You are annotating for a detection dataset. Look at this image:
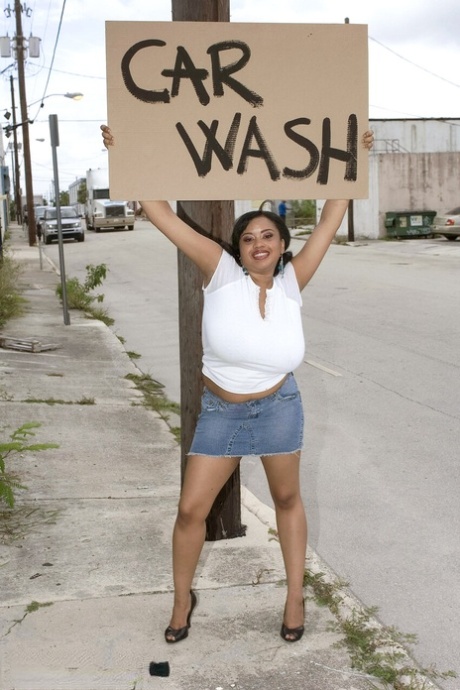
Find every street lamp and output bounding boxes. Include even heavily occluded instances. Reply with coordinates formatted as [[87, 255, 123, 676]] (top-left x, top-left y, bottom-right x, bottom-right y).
[[3, 92, 85, 136], [9, 90, 84, 245], [28, 92, 84, 111]]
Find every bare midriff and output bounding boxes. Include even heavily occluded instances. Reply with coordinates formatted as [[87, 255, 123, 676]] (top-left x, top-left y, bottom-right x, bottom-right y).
[[202, 374, 288, 404]]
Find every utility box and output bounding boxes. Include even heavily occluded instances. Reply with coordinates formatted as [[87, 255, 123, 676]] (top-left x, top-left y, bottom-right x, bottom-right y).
[[28, 36, 41, 58], [0, 37, 11, 57], [385, 211, 436, 238]]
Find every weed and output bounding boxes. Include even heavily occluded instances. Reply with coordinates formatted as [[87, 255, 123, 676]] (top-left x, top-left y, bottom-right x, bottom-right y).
[[5, 600, 55, 636], [56, 263, 113, 324], [1, 506, 59, 545], [127, 351, 141, 360], [26, 601, 53, 614], [0, 422, 59, 509], [302, 567, 456, 689], [76, 397, 95, 405], [23, 397, 68, 405], [125, 373, 180, 441], [21, 397, 95, 405], [0, 248, 26, 327], [169, 426, 181, 444], [303, 568, 347, 615], [87, 305, 114, 326]]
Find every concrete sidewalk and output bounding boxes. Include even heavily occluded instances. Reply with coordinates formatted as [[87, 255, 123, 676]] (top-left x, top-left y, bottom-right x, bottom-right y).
[[0, 224, 424, 690]]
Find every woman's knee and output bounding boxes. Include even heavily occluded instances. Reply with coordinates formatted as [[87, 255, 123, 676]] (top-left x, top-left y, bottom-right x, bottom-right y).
[[271, 488, 302, 511], [176, 498, 208, 527]]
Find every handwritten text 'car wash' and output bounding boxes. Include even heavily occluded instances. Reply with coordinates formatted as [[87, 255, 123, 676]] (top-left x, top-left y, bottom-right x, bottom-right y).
[[121, 39, 358, 184]]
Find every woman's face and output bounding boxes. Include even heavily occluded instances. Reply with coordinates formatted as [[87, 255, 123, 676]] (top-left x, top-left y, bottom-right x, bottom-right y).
[[238, 217, 285, 275]]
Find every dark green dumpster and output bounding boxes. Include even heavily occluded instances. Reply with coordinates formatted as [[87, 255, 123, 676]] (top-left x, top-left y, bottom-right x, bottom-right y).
[[385, 211, 436, 238]]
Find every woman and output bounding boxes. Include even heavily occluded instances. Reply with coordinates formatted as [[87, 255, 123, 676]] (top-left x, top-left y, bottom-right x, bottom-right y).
[[102, 125, 373, 644]]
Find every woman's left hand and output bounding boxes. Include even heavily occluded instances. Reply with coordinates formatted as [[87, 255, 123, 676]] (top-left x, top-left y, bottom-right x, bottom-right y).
[[362, 130, 374, 150]]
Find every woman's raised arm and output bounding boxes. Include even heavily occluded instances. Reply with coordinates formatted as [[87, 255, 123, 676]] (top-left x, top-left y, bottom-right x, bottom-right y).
[[101, 126, 222, 281], [291, 129, 374, 291]]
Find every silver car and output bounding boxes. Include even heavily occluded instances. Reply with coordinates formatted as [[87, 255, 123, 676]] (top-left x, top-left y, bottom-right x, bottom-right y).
[[433, 206, 460, 241], [42, 206, 85, 244]]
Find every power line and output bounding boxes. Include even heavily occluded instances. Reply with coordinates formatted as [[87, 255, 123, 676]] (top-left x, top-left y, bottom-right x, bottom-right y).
[[25, 64, 105, 80], [369, 35, 460, 89], [31, 0, 68, 121]]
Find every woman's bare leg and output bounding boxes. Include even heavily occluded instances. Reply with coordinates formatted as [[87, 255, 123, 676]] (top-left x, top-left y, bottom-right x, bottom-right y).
[[167, 454, 240, 635], [261, 453, 307, 636]]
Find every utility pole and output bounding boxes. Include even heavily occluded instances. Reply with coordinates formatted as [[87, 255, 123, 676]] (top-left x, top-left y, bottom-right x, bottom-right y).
[[172, 0, 245, 541], [14, 0, 37, 245], [344, 19, 355, 243], [9, 75, 22, 224]]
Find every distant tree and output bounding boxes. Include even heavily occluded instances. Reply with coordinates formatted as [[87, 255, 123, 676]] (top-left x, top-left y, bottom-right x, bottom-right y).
[[77, 180, 87, 205], [59, 191, 70, 206], [291, 199, 316, 224]]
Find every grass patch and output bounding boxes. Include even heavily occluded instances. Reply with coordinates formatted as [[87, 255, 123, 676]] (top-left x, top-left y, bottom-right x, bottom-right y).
[[26, 601, 53, 614], [304, 566, 456, 689], [125, 372, 181, 443], [0, 248, 26, 328], [21, 397, 95, 405]]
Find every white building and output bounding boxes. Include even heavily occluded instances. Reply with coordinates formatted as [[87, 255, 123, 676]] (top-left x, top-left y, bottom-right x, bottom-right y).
[[68, 177, 85, 216], [347, 118, 460, 239]]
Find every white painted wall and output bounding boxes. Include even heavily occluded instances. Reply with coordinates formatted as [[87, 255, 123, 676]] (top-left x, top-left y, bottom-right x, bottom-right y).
[[370, 118, 460, 153]]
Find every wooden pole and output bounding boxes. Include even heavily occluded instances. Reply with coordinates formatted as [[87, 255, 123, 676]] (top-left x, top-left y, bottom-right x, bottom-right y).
[[14, 0, 37, 246], [9, 76, 22, 225], [172, 0, 245, 540]]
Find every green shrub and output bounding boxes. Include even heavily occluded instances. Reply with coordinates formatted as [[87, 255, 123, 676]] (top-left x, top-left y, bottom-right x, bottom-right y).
[[56, 263, 114, 325], [0, 250, 25, 328], [0, 422, 59, 508], [291, 199, 316, 225]]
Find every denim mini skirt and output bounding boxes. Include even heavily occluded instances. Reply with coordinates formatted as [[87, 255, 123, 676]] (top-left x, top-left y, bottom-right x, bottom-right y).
[[188, 373, 304, 458]]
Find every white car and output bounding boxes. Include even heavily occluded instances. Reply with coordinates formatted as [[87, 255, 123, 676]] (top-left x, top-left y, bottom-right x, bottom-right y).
[[42, 206, 85, 244], [433, 206, 460, 241]]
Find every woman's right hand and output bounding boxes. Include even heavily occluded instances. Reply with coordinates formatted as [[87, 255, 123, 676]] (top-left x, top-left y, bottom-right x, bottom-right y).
[[100, 125, 114, 149]]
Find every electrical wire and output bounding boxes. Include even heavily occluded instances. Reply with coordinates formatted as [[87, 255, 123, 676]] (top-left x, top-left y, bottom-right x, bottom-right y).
[[370, 35, 460, 89], [30, 0, 68, 122]]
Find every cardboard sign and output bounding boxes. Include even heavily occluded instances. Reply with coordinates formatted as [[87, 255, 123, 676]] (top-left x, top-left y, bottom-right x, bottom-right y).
[[106, 21, 368, 200]]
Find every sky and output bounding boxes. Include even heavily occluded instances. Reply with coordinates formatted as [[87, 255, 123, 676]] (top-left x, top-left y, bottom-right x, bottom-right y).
[[0, 0, 459, 200]]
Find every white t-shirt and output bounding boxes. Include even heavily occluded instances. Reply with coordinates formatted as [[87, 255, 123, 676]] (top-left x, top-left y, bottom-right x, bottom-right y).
[[202, 250, 305, 394]]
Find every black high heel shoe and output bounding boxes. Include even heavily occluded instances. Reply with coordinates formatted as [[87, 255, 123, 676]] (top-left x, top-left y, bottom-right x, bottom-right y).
[[280, 599, 305, 642], [164, 590, 197, 644]]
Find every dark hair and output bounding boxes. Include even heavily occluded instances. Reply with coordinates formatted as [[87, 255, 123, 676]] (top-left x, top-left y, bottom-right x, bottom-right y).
[[229, 210, 293, 276], [178, 206, 293, 277]]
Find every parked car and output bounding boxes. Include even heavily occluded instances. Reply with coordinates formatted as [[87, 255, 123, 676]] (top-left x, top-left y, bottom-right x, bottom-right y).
[[433, 206, 460, 241], [42, 206, 85, 244]]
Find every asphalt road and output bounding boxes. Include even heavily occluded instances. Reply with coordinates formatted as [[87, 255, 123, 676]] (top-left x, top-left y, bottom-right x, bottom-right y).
[[44, 222, 460, 688]]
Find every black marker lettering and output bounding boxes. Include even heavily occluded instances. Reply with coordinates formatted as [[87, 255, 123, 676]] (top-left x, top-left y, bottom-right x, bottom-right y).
[[237, 116, 280, 181], [176, 113, 242, 177], [207, 41, 263, 107], [162, 46, 210, 106], [282, 118, 320, 179], [121, 39, 169, 103], [317, 114, 358, 184]]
